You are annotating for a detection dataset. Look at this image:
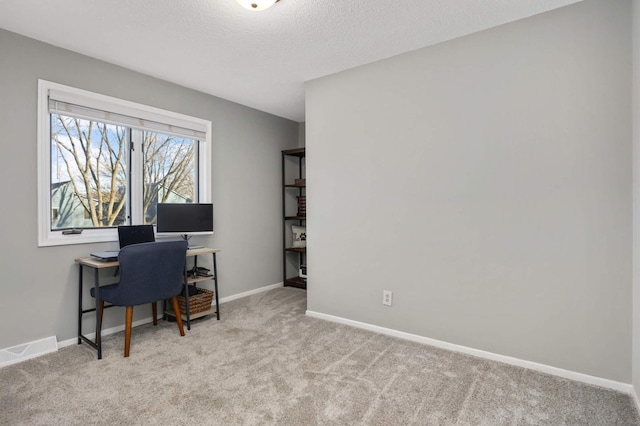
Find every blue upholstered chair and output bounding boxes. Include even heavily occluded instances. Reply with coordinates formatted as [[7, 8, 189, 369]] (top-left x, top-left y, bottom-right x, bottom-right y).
[[91, 240, 188, 357]]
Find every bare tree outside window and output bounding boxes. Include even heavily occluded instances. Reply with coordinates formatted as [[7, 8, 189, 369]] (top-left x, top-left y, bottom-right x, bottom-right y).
[[50, 115, 197, 230], [51, 115, 127, 229], [143, 132, 196, 224]]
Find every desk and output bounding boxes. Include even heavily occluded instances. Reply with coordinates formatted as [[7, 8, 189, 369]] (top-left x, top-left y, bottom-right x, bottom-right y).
[[75, 247, 220, 359], [164, 247, 220, 329]]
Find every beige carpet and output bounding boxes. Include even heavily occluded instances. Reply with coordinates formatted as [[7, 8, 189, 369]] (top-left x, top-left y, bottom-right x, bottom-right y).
[[1, 287, 638, 425]]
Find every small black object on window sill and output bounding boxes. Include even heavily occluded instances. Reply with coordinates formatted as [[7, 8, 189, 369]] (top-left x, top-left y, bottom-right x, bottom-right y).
[[62, 229, 83, 235]]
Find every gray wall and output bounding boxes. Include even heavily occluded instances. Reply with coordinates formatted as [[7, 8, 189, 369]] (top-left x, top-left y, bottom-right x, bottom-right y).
[[633, 0, 640, 400], [306, 0, 632, 382], [298, 122, 306, 147], [0, 29, 298, 350]]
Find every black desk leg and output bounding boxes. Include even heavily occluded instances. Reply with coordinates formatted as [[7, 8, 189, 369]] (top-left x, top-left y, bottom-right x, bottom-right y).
[[213, 253, 220, 320], [77, 266, 83, 345], [184, 268, 191, 331], [94, 268, 102, 360]]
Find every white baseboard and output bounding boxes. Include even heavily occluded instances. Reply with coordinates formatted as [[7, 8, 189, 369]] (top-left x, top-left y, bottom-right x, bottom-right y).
[[306, 310, 633, 395], [218, 282, 283, 304], [0, 336, 58, 367], [633, 387, 640, 416], [53, 281, 285, 350]]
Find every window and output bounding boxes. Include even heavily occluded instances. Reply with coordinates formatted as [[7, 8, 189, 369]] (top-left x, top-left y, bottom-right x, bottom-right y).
[[38, 80, 212, 246]]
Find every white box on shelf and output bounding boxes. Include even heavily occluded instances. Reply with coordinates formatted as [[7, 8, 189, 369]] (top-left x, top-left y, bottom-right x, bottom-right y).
[[299, 264, 307, 279]]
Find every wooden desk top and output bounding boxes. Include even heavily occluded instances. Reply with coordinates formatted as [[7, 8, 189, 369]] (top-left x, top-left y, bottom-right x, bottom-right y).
[[185, 247, 221, 256], [75, 257, 119, 268], [76, 247, 220, 268]]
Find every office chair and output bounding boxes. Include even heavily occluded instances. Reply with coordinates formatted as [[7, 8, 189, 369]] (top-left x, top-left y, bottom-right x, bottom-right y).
[[91, 240, 188, 357]]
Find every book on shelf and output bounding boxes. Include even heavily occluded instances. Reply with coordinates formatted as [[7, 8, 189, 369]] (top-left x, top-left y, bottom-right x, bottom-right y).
[[297, 196, 306, 216]]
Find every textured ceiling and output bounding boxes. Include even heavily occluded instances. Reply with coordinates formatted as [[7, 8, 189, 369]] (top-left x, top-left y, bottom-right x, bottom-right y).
[[0, 0, 580, 122]]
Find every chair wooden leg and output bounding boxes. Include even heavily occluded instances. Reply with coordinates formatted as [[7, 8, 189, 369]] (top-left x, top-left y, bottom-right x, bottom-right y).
[[152, 302, 158, 326], [171, 297, 185, 336], [124, 306, 133, 357], [95, 300, 105, 344]]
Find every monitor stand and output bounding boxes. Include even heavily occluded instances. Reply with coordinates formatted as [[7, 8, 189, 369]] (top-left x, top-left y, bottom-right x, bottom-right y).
[[182, 234, 204, 250]]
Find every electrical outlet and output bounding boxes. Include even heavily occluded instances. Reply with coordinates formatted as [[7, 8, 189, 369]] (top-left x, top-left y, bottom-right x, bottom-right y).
[[383, 290, 393, 306]]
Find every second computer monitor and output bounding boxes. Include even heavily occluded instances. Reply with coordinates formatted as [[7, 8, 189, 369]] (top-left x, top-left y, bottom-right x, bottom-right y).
[[118, 225, 155, 248]]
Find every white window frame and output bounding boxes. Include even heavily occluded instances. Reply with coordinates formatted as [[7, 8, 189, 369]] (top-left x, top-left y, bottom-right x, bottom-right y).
[[37, 80, 212, 247]]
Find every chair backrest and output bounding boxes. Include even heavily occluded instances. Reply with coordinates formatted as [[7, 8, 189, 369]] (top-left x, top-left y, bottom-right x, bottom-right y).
[[109, 240, 188, 306], [118, 225, 155, 249]]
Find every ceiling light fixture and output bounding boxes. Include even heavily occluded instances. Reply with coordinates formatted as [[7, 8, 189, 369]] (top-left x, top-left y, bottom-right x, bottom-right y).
[[235, 0, 279, 11]]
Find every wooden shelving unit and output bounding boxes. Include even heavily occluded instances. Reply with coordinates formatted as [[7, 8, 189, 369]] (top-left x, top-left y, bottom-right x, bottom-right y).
[[282, 147, 306, 290], [285, 247, 306, 253], [284, 276, 307, 289]]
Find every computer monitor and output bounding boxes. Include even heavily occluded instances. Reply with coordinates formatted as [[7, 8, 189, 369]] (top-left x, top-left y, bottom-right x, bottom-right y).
[[156, 203, 214, 237], [118, 225, 155, 248]]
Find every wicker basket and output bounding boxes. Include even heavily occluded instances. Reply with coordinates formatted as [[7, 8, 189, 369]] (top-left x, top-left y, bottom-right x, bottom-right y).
[[176, 287, 213, 315]]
